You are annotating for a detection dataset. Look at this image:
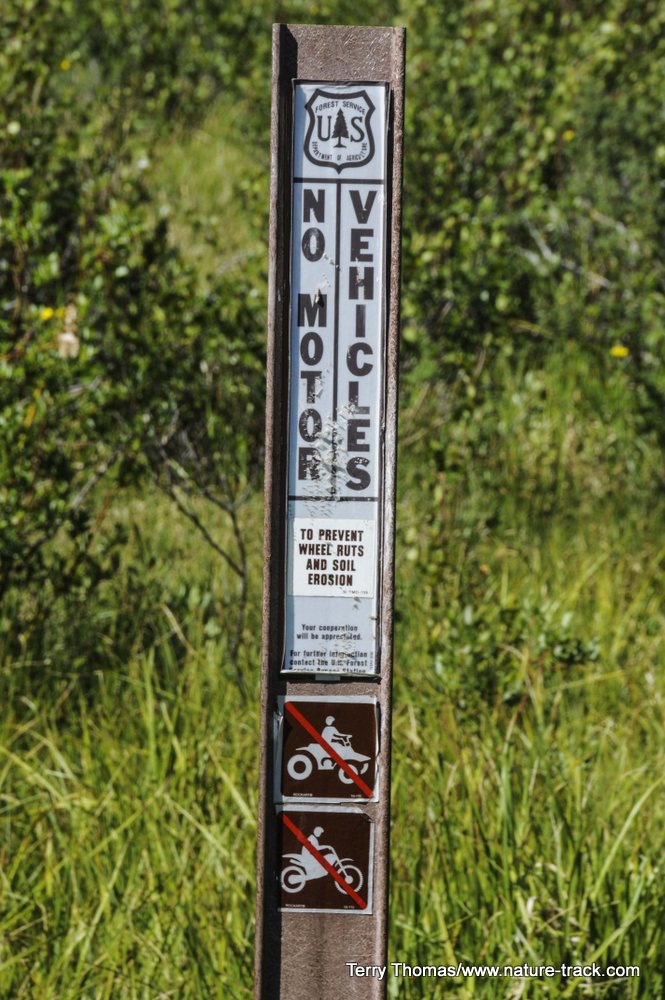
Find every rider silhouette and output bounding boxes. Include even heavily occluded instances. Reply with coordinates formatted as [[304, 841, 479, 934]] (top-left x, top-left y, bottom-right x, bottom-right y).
[[301, 825, 334, 876], [320, 716, 352, 768]]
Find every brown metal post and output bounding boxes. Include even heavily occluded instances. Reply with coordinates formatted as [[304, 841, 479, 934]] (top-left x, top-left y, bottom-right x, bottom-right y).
[[256, 24, 405, 1000]]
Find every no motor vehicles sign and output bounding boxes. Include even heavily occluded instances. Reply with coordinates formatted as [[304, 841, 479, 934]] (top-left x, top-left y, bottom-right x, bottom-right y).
[[284, 80, 389, 676]]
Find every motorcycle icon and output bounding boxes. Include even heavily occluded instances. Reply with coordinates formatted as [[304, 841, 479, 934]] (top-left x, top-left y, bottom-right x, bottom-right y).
[[281, 826, 363, 895], [286, 716, 371, 786]]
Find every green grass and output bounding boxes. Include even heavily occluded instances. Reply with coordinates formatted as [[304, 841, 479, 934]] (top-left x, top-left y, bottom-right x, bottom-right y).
[[2, 356, 664, 996], [1, 495, 263, 999], [388, 350, 665, 997]]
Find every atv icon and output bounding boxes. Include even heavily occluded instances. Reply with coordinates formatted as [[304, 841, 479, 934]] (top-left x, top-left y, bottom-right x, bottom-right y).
[[286, 715, 370, 785]]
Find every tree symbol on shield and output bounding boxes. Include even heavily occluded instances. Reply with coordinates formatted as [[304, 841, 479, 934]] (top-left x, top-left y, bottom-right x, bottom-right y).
[[332, 108, 349, 148]]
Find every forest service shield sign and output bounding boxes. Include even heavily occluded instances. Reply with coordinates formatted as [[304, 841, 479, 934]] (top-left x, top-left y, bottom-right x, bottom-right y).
[[304, 88, 376, 172]]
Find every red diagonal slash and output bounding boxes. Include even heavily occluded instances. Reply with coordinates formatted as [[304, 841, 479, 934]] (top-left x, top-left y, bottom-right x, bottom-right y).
[[284, 701, 374, 798], [281, 812, 367, 910]]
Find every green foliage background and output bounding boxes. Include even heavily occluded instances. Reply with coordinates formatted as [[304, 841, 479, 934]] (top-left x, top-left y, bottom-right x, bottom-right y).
[[1, 1, 664, 997]]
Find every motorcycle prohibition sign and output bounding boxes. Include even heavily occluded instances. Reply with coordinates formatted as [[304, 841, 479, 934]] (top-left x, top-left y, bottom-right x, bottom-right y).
[[281, 826, 363, 895]]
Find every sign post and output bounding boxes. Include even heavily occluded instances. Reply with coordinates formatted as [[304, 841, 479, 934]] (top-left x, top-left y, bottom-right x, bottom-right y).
[[256, 24, 404, 1000]]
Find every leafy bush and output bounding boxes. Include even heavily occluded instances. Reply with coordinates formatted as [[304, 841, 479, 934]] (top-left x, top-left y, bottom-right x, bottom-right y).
[[0, 2, 265, 627], [400, 0, 665, 446]]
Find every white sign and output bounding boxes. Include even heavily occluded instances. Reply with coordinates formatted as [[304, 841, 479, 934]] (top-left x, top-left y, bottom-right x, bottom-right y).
[[284, 81, 388, 675], [288, 518, 376, 598]]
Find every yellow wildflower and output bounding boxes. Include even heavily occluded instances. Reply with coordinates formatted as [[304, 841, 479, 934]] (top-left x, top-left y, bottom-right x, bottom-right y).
[[563, 129, 575, 142], [610, 344, 629, 358], [40, 306, 55, 321], [60, 58, 71, 71]]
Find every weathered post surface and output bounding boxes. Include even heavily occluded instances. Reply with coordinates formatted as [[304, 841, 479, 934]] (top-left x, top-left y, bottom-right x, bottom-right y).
[[256, 24, 405, 1000]]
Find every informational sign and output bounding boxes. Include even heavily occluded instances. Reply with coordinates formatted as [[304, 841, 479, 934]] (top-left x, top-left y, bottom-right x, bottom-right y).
[[279, 808, 374, 913], [288, 519, 376, 598], [284, 81, 389, 676], [277, 696, 379, 802]]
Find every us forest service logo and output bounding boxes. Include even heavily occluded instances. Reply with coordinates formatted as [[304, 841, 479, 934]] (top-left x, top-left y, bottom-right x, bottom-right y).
[[304, 89, 376, 172]]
